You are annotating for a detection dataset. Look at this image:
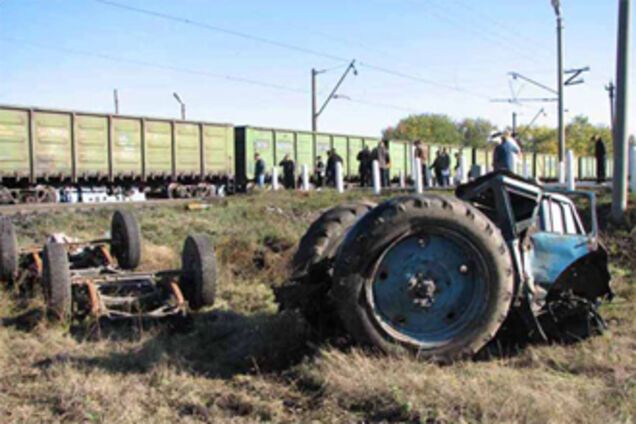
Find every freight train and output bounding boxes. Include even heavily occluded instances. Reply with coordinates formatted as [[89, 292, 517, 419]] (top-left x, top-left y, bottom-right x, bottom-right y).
[[0, 104, 611, 203]]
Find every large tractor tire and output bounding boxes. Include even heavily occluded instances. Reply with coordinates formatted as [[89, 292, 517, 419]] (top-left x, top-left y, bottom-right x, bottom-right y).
[[0, 218, 18, 284], [276, 201, 375, 332], [110, 210, 141, 270], [42, 242, 72, 321], [332, 195, 514, 362], [179, 234, 217, 311]]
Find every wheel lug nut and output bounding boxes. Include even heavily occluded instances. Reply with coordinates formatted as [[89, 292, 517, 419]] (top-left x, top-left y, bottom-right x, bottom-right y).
[[459, 264, 469, 274]]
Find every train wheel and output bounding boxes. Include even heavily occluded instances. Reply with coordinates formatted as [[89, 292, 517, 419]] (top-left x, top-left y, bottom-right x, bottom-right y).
[[110, 210, 141, 270]]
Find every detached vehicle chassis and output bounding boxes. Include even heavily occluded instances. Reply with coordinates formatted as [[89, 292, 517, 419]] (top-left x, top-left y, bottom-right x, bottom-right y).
[[0, 211, 217, 322], [278, 171, 612, 361]]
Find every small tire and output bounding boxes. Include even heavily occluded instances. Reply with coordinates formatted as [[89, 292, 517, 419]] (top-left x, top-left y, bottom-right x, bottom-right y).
[[42, 242, 72, 321], [110, 210, 141, 270], [332, 195, 514, 362], [180, 234, 217, 311], [276, 202, 375, 330], [0, 218, 18, 284]]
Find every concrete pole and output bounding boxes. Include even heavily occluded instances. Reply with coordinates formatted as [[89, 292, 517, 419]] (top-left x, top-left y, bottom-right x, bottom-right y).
[[630, 143, 636, 192], [372, 160, 381, 195], [301, 164, 310, 191], [612, 0, 631, 222], [335, 162, 344, 193], [556, 12, 566, 165], [566, 150, 576, 191], [523, 158, 531, 179], [558, 161, 566, 184], [399, 170, 405, 189], [415, 158, 423, 194], [459, 155, 468, 184], [311, 69, 317, 132], [271, 167, 279, 191]]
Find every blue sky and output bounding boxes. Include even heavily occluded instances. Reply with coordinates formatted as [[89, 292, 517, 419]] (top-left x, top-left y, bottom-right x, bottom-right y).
[[0, 0, 629, 137]]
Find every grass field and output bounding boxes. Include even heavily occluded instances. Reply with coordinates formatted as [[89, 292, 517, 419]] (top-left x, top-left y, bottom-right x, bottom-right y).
[[0, 190, 634, 423]]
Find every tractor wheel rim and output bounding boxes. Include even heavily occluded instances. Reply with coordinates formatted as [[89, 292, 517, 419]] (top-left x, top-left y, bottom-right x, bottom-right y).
[[366, 228, 490, 349]]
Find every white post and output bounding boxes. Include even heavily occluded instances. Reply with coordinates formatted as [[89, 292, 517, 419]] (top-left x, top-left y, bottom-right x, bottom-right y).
[[425, 166, 432, 187], [629, 143, 636, 193], [459, 154, 468, 184], [415, 158, 423, 194], [566, 150, 576, 191], [399, 170, 405, 189], [372, 160, 381, 195], [558, 161, 566, 184], [271, 167, 279, 191], [335, 162, 344, 194], [523, 159, 530, 179], [301, 164, 310, 191]]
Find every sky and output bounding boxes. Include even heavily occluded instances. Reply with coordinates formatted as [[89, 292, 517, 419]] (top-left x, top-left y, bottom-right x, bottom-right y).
[[0, 0, 630, 138]]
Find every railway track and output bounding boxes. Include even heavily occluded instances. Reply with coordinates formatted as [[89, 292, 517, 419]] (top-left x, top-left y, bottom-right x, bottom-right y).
[[0, 198, 221, 217]]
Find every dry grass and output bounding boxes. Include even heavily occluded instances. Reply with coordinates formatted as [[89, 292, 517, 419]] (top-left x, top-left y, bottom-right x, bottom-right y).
[[0, 189, 634, 423]]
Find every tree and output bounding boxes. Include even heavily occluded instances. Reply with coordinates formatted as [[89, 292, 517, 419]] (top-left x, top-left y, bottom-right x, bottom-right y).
[[457, 118, 496, 148], [565, 115, 612, 156], [383, 114, 462, 145]]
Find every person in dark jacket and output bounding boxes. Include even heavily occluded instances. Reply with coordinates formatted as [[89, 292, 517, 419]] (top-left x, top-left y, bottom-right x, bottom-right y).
[[357, 146, 372, 187], [440, 148, 451, 186], [314, 155, 325, 188], [254, 153, 266, 188], [279, 154, 295, 189], [326, 149, 343, 187], [372, 140, 391, 187], [594, 135, 606, 184], [431, 150, 444, 186]]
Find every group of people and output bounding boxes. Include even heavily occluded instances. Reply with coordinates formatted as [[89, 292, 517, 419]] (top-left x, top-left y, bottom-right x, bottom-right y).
[[253, 131, 608, 190]]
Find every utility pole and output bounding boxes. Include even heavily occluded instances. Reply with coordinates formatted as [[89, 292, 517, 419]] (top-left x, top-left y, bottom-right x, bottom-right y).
[[173, 92, 186, 120], [605, 81, 616, 130], [311, 69, 318, 132], [512, 112, 518, 134], [552, 0, 566, 165], [612, 0, 631, 222], [311, 60, 357, 132], [113, 89, 120, 115]]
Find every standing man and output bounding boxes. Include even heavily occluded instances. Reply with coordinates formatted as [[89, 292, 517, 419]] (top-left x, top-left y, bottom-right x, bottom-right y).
[[314, 155, 325, 188], [414, 140, 428, 187], [357, 145, 371, 187], [594, 135, 607, 184], [431, 150, 444, 186], [441, 148, 451, 186], [373, 140, 390, 187], [254, 153, 266, 188], [326, 148, 343, 187], [493, 131, 520, 173], [279, 154, 296, 190]]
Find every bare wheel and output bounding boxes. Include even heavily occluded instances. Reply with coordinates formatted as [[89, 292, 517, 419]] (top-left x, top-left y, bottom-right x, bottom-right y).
[[179, 234, 217, 310], [42, 242, 72, 321], [0, 218, 18, 284], [332, 195, 514, 362], [276, 201, 375, 332], [110, 210, 141, 270]]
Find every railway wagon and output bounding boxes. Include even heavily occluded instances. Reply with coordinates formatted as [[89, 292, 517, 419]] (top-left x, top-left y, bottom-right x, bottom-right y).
[[234, 125, 390, 188], [0, 105, 234, 203]]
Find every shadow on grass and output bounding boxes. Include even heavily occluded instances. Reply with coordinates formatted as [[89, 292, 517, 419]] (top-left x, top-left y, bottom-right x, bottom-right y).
[[32, 309, 314, 379]]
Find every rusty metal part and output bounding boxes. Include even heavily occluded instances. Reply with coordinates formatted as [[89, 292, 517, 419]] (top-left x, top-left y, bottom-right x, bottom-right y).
[[83, 280, 101, 317], [99, 245, 115, 266], [32, 252, 43, 275], [168, 279, 185, 308]]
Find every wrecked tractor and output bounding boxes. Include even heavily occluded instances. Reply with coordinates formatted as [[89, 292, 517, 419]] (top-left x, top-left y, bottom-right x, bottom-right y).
[[277, 172, 612, 361]]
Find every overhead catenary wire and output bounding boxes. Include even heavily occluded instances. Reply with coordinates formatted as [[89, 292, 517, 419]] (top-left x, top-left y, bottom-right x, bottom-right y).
[[92, 0, 493, 101], [0, 37, 421, 115]]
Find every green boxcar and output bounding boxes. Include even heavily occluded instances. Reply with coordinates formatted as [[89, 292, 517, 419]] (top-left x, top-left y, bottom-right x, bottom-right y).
[[203, 124, 234, 176], [274, 130, 295, 166], [111, 117, 142, 177], [389, 140, 408, 179], [332, 136, 348, 175], [348, 137, 363, 178], [175, 122, 201, 176], [296, 132, 314, 173], [33, 111, 72, 177], [75, 115, 108, 178], [0, 108, 30, 179], [144, 120, 172, 177]]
